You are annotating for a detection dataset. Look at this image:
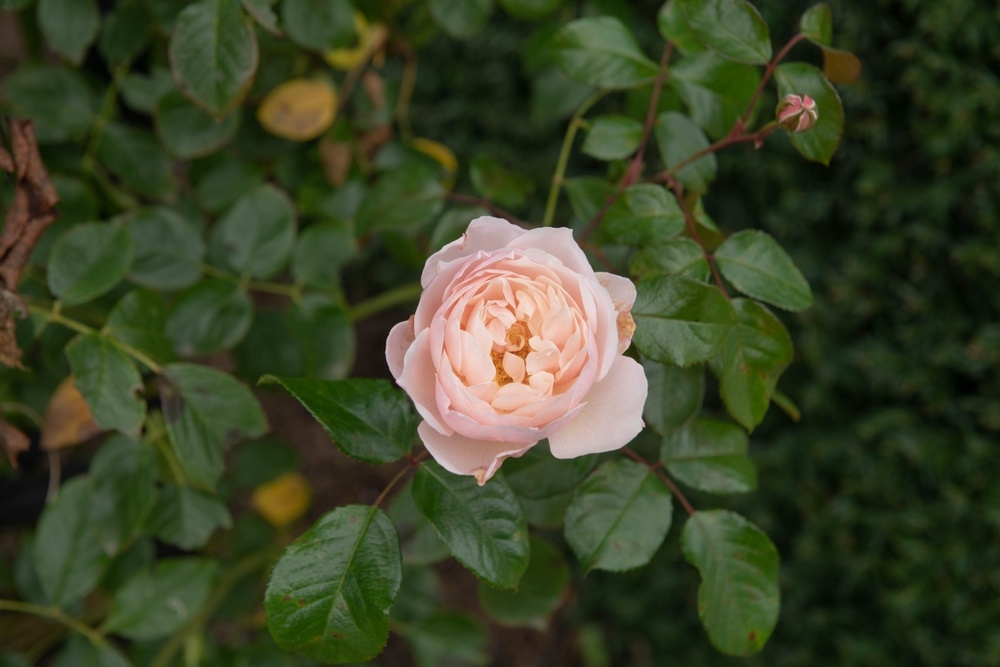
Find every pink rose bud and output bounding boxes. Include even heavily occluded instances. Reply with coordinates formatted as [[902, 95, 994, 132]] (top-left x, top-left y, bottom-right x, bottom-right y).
[[776, 93, 818, 133], [386, 216, 647, 485]]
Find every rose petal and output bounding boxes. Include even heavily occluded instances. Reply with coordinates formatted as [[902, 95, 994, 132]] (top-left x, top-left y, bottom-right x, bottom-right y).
[[547, 356, 647, 458], [596, 271, 637, 313], [506, 226, 592, 275], [397, 329, 453, 436], [418, 421, 534, 485], [421, 216, 524, 287], [385, 318, 415, 380]]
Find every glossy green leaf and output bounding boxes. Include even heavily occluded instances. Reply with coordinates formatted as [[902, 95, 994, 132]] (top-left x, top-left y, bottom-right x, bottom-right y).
[[641, 357, 704, 433], [715, 298, 793, 431], [291, 221, 356, 289], [388, 481, 449, 566], [564, 459, 672, 572], [632, 274, 731, 366], [165, 279, 253, 356], [160, 363, 267, 488], [105, 559, 219, 640], [287, 296, 355, 380], [582, 115, 643, 161], [678, 0, 772, 65], [148, 484, 232, 550], [470, 155, 534, 208], [669, 51, 760, 139], [412, 461, 529, 588], [355, 165, 446, 234], [53, 636, 132, 667], [155, 91, 241, 159], [406, 612, 489, 667], [775, 62, 844, 165], [37, 0, 99, 65], [260, 377, 414, 464], [682, 509, 780, 655], [127, 207, 205, 291], [564, 176, 615, 226], [503, 442, 596, 500], [241, 0, 280, 34], [429, 0, 493, 39], [97, 123, 174, 198], [657, 0, 707, 55], [105, 290, 175, 364], [65, 334, 145, 439], [498, 0, 561, 20], [552, 17, 659, 89], [800, 2, 832, 46], [629, 237, 710, 280], [48, 223, 133, 306], [98, 0, 152, 66], [715, 230, 813, 311], [169, 0, 258, 118], [280, 0, 354, 51], [1, 66, 96, 142], [88, 436, 158, 555], [209, 184, 296, 279], [265, 505, 402, 663], [477, 536, 570, 629], [193, 155, 265, 214], [603, 184, 685, 245], [661, 417, 756, 493], [655, 111, 717, 193], [34, 478, 108, 607]]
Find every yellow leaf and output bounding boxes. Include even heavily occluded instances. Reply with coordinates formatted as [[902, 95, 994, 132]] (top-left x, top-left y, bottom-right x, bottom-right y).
[[41, 376, 100, 450], [251, 472, 312, 528], [410, 137, 458, 190], [257, 79, 338, 142], [822, 47, 862, 85], [323, 12, 389, 71]]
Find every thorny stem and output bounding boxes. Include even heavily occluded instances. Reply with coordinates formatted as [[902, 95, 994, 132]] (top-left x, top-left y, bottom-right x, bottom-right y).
[[658, 122, 779, 181], [0, 599, 109, 650], [622, 447, 696, 516], [372, 450, 427, 510], [739, 33, 808, 130], [445, 192, 528, 228], [665, 177, 730, 298]]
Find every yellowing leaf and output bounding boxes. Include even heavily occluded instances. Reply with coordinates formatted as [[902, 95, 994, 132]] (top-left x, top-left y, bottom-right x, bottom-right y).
[[41, 376, 101, 450], [323, 12, 389, 71], [251, 471, 312, 528], [822, 47, 861, 84], [257, 79, 338, 142], [411, 137, 458, 190]]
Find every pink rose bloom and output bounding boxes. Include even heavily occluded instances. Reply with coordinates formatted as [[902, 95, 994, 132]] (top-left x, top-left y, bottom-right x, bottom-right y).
[[386, 216, 647, 485]]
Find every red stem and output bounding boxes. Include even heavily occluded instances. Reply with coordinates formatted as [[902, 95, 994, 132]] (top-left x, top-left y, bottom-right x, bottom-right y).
[[623, 447, 696, 516]]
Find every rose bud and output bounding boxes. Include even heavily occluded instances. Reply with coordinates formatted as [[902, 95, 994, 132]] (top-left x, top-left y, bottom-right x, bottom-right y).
[[386, 216, 647, 485], [776, 93, 818, 133]]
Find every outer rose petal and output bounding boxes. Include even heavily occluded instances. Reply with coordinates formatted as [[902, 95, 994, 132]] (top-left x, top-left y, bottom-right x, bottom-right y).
[[420, 216, 524, 287], [506, 226, 593, 276], [385, 318, 415, 380], [547, 356, 647, 459], [397, 330, 452, 436], [418, 422, 534, 485], [596, 271, 638, 355]]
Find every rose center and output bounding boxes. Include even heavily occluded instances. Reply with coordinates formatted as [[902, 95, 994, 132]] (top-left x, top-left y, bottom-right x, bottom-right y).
[[490, 322, 530, 387]]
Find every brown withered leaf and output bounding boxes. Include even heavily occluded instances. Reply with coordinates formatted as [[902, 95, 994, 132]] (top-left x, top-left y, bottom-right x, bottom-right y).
[[0, 416, 30, 468], [40, 376, 101, 451], [319, 138, 353, 186]]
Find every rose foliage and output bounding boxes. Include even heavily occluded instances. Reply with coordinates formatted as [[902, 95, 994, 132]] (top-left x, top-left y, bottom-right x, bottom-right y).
[[0, 0, 854, 665]]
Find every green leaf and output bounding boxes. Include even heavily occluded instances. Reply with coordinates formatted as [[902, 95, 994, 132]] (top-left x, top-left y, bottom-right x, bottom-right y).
[[800, 3, 832, 46], [291, 220, 356, 289], [1, 65, 96, 142], [681, 509, 780, 655], [775, 62, 844, 165], [661, 417, 756, 493], [497, 0, 561, 20], [406, 612, 489, 667], [241, 0, 280, 34], [65, 334, 145, 438], [209, 184, 296, 279], [234, 309, 304, 379], [388, 481, 449, 566], [89, 436, 158, 555], [657, 0, 707, 55], [120, 67, 175, 115], [551, 17, 659, 89], [165, 279, 253, 356], [355, 165, 445, 234], [287, 296, 355, 380], [127, 207, 206, 291], [581, 115, 643, 161], [0, 651, 32, 667], [193, 155, 265, 214], [48, 223, 133, 307], [148, 484, 232, 550], [641, 357, 704, 433], [105, 290, 175, 364], [264, 505, 402, 664], [629, 237, 710, 280], [412, 461, 529, 588], [678, 0, 772, 65], [105, 559, 219, 640], [53, 635, 132, 667], [99, 0, 152, 66], [502, 442, 596, 500], [231, 437, 298, 489], [34, 478, 108, 607], [655, 111, 717, 193], [155, 91, 241, 159], [669, 51, 761, 140], [603, 184, 685, 246], [280, 0, 354, 52], [632, 274, 731, 366], [715, 230, 813, 311], [97, 123, 174, 199], [429, 0, 493, 39], [261, 377, 414, 464], [37, 0, 99, 65], [469, 155, 534, 209], [169, 0, 258, 118], [160, 363, 267, 488], [564, 176, 615, 226], [564, 459, 672, 572], [477, 536, 570, 629], [714, 298, 793, 431]]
